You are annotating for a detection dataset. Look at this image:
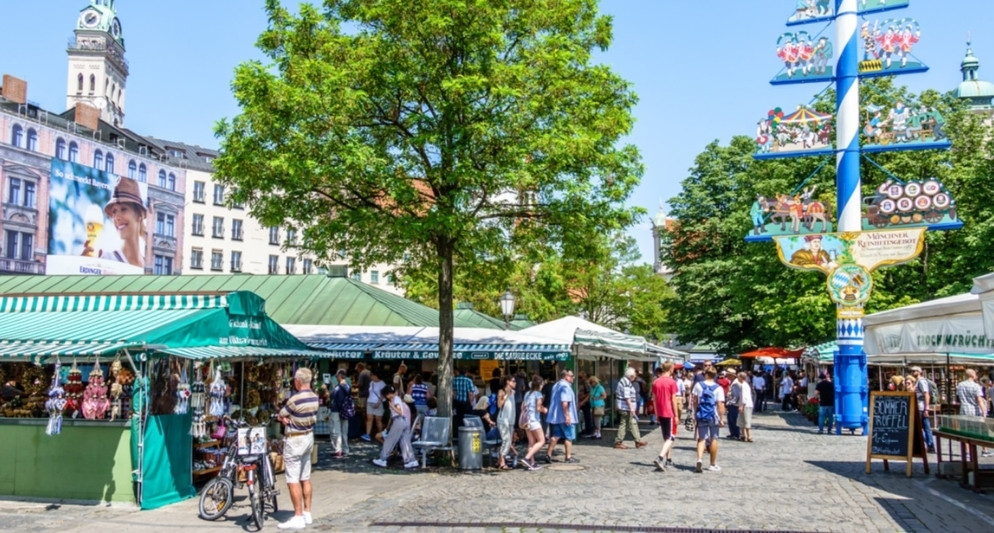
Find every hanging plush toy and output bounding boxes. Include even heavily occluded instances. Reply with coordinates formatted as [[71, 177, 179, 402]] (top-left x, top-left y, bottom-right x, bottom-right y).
[[190, 363, 207, 438], [45, 361, 67, 436], [208, 366, 226, 418]]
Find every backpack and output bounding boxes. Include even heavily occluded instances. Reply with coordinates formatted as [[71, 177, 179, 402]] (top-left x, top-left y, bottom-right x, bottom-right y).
[[488, 392, 498, 417], [923, 378, 939, 403], [338, 386, 356, 420], [696, 383, 719, 421]]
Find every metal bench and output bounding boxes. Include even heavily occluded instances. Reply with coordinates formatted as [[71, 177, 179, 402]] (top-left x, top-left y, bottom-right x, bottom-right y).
[[411, 416, 453, 468]]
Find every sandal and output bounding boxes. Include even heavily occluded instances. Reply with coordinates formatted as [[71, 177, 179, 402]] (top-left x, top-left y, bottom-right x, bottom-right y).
[[498, 464, 511, 470], [746, 438, 754, 442]]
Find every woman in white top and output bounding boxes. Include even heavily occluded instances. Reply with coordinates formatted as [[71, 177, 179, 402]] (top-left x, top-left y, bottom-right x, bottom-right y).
[[495, 377, 518, 470], [521, 375, 546, 470], [780, 371, 795, 411]]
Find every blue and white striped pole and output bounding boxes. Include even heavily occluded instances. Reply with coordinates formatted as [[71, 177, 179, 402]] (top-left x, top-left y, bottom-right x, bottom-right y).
[[834, 0, 868, 435]]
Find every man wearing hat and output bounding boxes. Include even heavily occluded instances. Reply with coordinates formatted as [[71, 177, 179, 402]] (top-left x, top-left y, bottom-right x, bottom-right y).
[[84, 177, 147, 268], [789, 234, 833, 269], [910, 366, 936, 453]]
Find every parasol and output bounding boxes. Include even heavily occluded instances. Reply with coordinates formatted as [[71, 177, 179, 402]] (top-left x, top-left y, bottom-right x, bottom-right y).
[[782, 106, 831, 124]]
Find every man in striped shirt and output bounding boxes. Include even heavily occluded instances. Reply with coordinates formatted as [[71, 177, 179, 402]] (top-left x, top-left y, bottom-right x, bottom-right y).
[[278, 367, 319, 530]]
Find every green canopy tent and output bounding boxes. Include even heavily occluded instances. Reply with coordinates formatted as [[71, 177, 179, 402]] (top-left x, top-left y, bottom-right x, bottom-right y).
[[0, 291, 326, 509]]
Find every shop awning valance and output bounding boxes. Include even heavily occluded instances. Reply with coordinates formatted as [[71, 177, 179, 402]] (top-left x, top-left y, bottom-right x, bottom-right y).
[[156, 346, 329, 360], [0, 291, 316, 362]]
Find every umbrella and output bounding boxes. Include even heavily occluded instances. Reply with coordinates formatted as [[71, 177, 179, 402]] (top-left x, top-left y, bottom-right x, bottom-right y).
[[716, 358, 741, 367], [782, 106, 831, 124], [741, 347, 806, 358], [754, 356, 798, 366]]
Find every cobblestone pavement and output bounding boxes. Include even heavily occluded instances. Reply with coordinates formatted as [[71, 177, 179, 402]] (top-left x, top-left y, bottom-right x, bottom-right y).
[[2, 410, 994, 532]]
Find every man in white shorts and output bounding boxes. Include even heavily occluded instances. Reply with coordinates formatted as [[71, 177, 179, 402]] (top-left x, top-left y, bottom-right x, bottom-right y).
[[278, 368, 319, 529]]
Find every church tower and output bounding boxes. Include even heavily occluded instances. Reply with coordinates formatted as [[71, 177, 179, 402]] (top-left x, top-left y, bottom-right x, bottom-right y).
[[66, 0, 128, 126]]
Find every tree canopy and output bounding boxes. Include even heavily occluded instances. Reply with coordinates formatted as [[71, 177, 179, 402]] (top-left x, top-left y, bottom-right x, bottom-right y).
[[662, 79, 994, 355], [213, 0, 644, 415]]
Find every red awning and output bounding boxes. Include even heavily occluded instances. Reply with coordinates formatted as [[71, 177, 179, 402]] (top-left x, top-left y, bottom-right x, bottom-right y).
[[740, 346, 806, 358]]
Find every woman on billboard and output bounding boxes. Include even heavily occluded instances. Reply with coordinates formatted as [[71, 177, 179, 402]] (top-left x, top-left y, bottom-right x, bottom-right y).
[[81, 177, 147, 268]]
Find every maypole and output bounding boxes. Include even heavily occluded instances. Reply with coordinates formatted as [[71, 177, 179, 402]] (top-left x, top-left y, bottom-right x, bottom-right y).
[[751, 0, 959, 435]]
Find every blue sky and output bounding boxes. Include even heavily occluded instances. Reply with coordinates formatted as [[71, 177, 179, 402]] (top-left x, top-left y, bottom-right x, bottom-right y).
[[1, 1, 989, 264]]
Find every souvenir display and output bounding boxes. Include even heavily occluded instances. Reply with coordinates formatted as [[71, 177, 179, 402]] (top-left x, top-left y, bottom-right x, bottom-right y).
[[45, 361, 67, 436], [81, 362, 110, 420], [191, 364, 208, 438], [63, 360, 84, 418], [108, 357, 124, 421], [174, 360, 191, 415], [208, 367, 227, 418]]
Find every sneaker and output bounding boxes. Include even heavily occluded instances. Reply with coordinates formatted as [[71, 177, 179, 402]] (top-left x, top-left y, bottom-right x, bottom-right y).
[[303, 511, 313, 525], [927, 446, 936, 454], [543, 455, 553, 464], [707, 464, 722, 472], [527, 461, 543, 471], [360, 434, 372, 442], [404, 460, 420, 469], [665, 458, 674, 467], [817, 431, 823, 434], [372, 458, 387, 468], [654, 456, 666, 472], [695, 460, 703, 473], [278, 515, 306, 530], [564, 457, 579, 463], [982, 451, 993, 458], [511, 457, 518, 469]]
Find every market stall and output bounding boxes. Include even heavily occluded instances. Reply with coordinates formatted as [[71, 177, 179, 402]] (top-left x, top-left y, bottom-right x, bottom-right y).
[[0, 291, 326, 509]]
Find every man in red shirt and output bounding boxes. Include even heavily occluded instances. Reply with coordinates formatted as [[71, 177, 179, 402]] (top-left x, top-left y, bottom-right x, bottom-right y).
[[651, 361, 681, 472], [717, 370, 732, 396]]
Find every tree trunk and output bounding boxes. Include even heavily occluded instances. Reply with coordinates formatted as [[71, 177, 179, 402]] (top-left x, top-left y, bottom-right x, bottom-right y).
[[435, 236, 455, 420]]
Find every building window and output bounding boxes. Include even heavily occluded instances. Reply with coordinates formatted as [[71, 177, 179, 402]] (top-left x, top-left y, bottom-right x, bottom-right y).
[[26, 129, 38, 152], [286, 257, 296, 275], [138, 163, 146, 182], [232, 200, 244, 210], [213, 184, 225, 205], [351, 270, 361, 281], [155, 212, 175, 237], [286, 229, 296, 245], [370, 270, 379, 284], [128, 160, 137, 179], [268, 255, 279, 274], [7, 178, 20, 204], [231, 251, 242, 272], [157, 170, 167, 188], [4, 231, 33, 261], [212, 217, 224, 238], [191, 214, 204, 236], [303, 258, 313, 274], [23, 182, 35, 208], [192, 181, 205, 203], [69, 142, 79, 162], [77, 73, 84, 92], [268, 226, 280, 245], [11, 125, 23, 148], [56, 138, 67, 159], [89, 74, 96, 93], [94, 150, 103, 169], [231, 219, 243, 241], [190, 248, 203, 270], [105, 152, 114, 173], [154, 255, 173, 275], [167, 172, 176, 191], [211, 250, 223, 271]]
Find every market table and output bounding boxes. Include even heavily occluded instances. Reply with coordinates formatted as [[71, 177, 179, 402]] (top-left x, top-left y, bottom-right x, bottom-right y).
[[934, 428, 994, 493]]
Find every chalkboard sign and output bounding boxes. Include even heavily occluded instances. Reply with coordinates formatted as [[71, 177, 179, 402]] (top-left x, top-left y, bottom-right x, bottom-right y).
[[865, 391, 921, 477]]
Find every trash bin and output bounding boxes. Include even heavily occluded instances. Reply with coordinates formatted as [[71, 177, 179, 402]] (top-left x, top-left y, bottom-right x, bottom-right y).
[[457, 426, 483, 470]]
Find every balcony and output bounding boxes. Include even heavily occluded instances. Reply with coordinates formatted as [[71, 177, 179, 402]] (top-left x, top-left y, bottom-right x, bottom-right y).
[[0, 257, 44, 274]]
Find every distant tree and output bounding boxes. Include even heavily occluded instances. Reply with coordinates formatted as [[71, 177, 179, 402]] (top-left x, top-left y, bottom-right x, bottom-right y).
[[213, 0, 643, 416]]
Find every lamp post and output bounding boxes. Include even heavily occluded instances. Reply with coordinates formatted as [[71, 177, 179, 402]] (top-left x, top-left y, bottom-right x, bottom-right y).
[[499, 290, 515, 330]]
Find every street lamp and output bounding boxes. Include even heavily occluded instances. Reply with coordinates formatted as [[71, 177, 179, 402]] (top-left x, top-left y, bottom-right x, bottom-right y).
[[499, 290, 516, 330]]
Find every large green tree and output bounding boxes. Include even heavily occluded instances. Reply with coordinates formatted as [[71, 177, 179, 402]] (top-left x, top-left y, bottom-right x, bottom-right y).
[[213, 0, 643, 416], [663, 79, 994, 354]]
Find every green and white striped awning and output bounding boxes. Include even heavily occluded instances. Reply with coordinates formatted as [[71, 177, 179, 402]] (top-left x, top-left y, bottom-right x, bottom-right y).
[[0, 293, 227, 313], [158, 346, 331, 361], [0, 341, 136, 361]]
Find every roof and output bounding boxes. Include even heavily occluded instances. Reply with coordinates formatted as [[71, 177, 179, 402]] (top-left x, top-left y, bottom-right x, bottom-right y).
[[520, 315, 649, 360], [145, 136, 218, 173], [454, 302, 510, 330], [0, 291, 322, 361], [0, 274, 475, 327]]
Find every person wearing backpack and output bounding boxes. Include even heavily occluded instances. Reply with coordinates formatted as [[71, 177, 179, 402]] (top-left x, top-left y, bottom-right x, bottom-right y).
[[330, 369, 352, 458], [910, 366, 936, 453], [692, 367, 726, 473]]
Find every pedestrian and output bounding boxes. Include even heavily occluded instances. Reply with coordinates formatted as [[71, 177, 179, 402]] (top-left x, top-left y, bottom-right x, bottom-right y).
[[693, 367, 726, 473], [522, 374, 546, 470], [361, 370, 386, 442], [614, 367, 647, 449], [909, 366, 936, 453], [780, 371, 795, 411], [495, 376, 518, 470], [372, 385, 419, 469], [577, 370, 593, 437], [651, 362, 680, 471], [540, 375, 555, 438], [452, 367, 476, 429], [735, 372, 753, 443], [409, 374, 431, 417], [277, 367, 319, 530], [356, 362, 370, 413], [752, 371, 767, 412], [956, 369, 990, 456], [392, 362, 407, 399], [634, 369, 648, 416], [329, 369, 351, 458], [544, 369, 579, 464], [588, 375, 606, 439], [814, 372, 834, 434], [489, 367, 503, 395], [726, 373, 741, 441]]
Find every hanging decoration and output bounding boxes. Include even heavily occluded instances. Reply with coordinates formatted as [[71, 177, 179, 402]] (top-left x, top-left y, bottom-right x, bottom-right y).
[[174, 359, 190, 415], [81, 357, 110, 420], [109, 355, 124, 421], [208, 366, 226, 418], [190, 363, 207, 438], [45, 360, 67, 436], [63, 359, 84, 418]]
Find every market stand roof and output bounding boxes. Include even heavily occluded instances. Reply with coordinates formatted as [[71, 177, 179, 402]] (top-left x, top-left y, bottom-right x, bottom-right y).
[[520, 315, 669, 361], [0, 291, 325, 361], [0, 274, 479, 327]]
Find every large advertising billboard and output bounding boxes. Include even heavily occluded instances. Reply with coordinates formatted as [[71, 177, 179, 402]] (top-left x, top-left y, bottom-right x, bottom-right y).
[[47, 159, 147, 275]]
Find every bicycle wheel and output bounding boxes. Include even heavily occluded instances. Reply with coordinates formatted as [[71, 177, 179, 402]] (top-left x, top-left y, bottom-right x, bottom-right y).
[[249, 479, 265, 531], [262, 455, 279, 512], [198, 477, 234, 520]]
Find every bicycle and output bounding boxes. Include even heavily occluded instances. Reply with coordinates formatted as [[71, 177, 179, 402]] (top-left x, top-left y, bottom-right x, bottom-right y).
[[198, 417, 279, 529]]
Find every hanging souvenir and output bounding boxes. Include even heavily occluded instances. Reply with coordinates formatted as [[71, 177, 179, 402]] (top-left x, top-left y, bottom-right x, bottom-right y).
[[63, 359, 84, 418], [174, 360, 191, 415], [82, 358, 110, 420], [108, 354, 123, 421], [45, 360, 67, 436], [208, 365, 226, 418], [190, 363, 207, 438]]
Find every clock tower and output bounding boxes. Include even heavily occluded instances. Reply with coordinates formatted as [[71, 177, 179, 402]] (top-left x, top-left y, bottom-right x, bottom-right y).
[[66, 0, 128, 126]]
